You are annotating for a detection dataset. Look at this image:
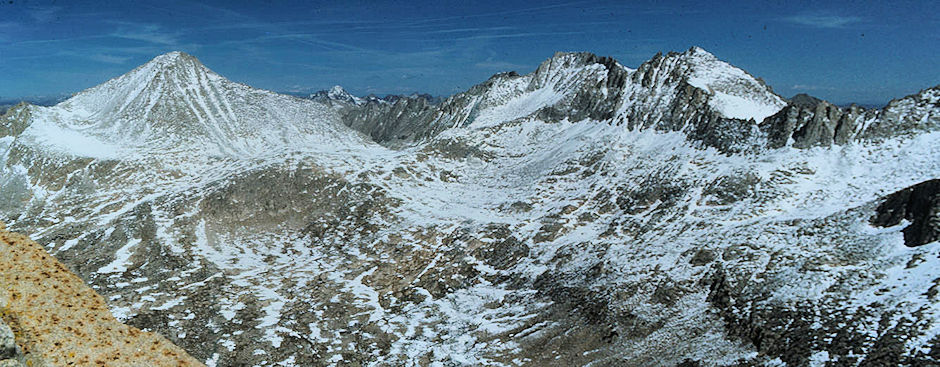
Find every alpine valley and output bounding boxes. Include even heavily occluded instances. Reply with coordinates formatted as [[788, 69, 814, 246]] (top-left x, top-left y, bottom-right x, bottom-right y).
[[1, 48, 938, 366]]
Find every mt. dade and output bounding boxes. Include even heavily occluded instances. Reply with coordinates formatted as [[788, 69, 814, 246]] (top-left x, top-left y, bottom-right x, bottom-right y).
[[0, 48, 938, 366]]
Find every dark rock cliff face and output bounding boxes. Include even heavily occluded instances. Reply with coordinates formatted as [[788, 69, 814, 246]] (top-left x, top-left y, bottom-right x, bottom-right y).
[[341, 95, 442, 146], [761, 86, 939, 149], [707, 264, 940, 367], [531, 53, 632, 123], [760, 98, 869, 148], [872, 179, 940, 247]]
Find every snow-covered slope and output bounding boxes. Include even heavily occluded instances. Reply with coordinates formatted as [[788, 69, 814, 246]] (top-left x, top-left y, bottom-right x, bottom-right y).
[[17, 52, 365, 159], [0, 49, 938, 367], [682, 47, 786, 121]]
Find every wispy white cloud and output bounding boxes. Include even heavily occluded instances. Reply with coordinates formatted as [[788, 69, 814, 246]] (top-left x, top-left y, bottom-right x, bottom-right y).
[[6, 50, 136, 65], [403, 1, 591, 26], [85, 53, 133, 65], [0, 21, 16, 42], [108, 22, 179, 45], [474, 60, 530, 71], [784, 14, 863, 28], [11, 35, 109, 46], [198, 19, 383, 32], [455, 31, 587, 41], [426, 26, 517, 34], [792, 84, 837, 91], [283, 84, 320, 94], [27, 6, 62, 23], [230, 33, 371, 52]]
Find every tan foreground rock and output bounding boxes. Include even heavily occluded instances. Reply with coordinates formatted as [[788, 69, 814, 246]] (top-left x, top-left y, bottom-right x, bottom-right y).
[[0, 223, 204, 366]]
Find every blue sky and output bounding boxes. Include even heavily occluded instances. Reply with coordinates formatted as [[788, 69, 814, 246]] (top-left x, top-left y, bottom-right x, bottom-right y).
[[0, 0, 937, 105]]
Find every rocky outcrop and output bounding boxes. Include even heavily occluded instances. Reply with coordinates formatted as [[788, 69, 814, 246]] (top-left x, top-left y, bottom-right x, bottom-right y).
[[341, 93, 442, 145], [871, 179, 940, 247], [0, 103, 32, 138], [0, 223, 203, 366], [761, 86, 939, 149], [0, 319, 20, 366], [863, 85, 940, 141], [760, 97, 868, 148], [706, 264, 939, 367]]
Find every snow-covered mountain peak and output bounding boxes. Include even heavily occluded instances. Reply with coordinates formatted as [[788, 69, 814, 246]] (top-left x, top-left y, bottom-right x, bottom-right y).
[[467, 47, 783, 125], [673, 46, 786, 120], [399, 48, 785, 145], [328, 85, 348, 96], [526, 51, 630, 90], [310, 85, 364, 105], [683, 45, 717, 58], [15, 52, 363, 159], [146, 50, 202, 69], [56, 51, 221, 119]]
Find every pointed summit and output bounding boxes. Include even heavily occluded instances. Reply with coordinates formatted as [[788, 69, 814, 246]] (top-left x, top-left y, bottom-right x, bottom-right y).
[[58, 51, 222, 120], [684, 46, 716, 58], [328, 85, 347, 95], [669, 46, 786, 121], [142, 51, 208, 75], [35, 51, 360, 157], [151, 50, 197, 62], [309, 85, 363, 105]]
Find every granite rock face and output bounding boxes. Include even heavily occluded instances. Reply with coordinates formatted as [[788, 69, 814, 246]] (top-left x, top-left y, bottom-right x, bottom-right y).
[[872, 179, 940, 247], [761, 86, 939, 149], [341, 93, 442, 146], [0, 320, 15, 360], [0, 223, 203, 366], [760, 97, 868, 148]]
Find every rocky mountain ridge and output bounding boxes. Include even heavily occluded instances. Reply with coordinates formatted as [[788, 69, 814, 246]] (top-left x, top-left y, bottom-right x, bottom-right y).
[[0, 48, 938, 366], [331, 47, 938, 155]]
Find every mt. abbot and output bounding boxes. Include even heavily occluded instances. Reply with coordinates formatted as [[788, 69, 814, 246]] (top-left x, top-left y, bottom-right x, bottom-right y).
[[13, 51, 362, 159], [0, 48, 938, 366]]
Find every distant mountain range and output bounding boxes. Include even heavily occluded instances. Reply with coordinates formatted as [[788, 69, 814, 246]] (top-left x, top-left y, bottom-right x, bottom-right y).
[[0, 95, 70, 115], [0, 48, 937, 366], [0, 82, 887, 118]]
